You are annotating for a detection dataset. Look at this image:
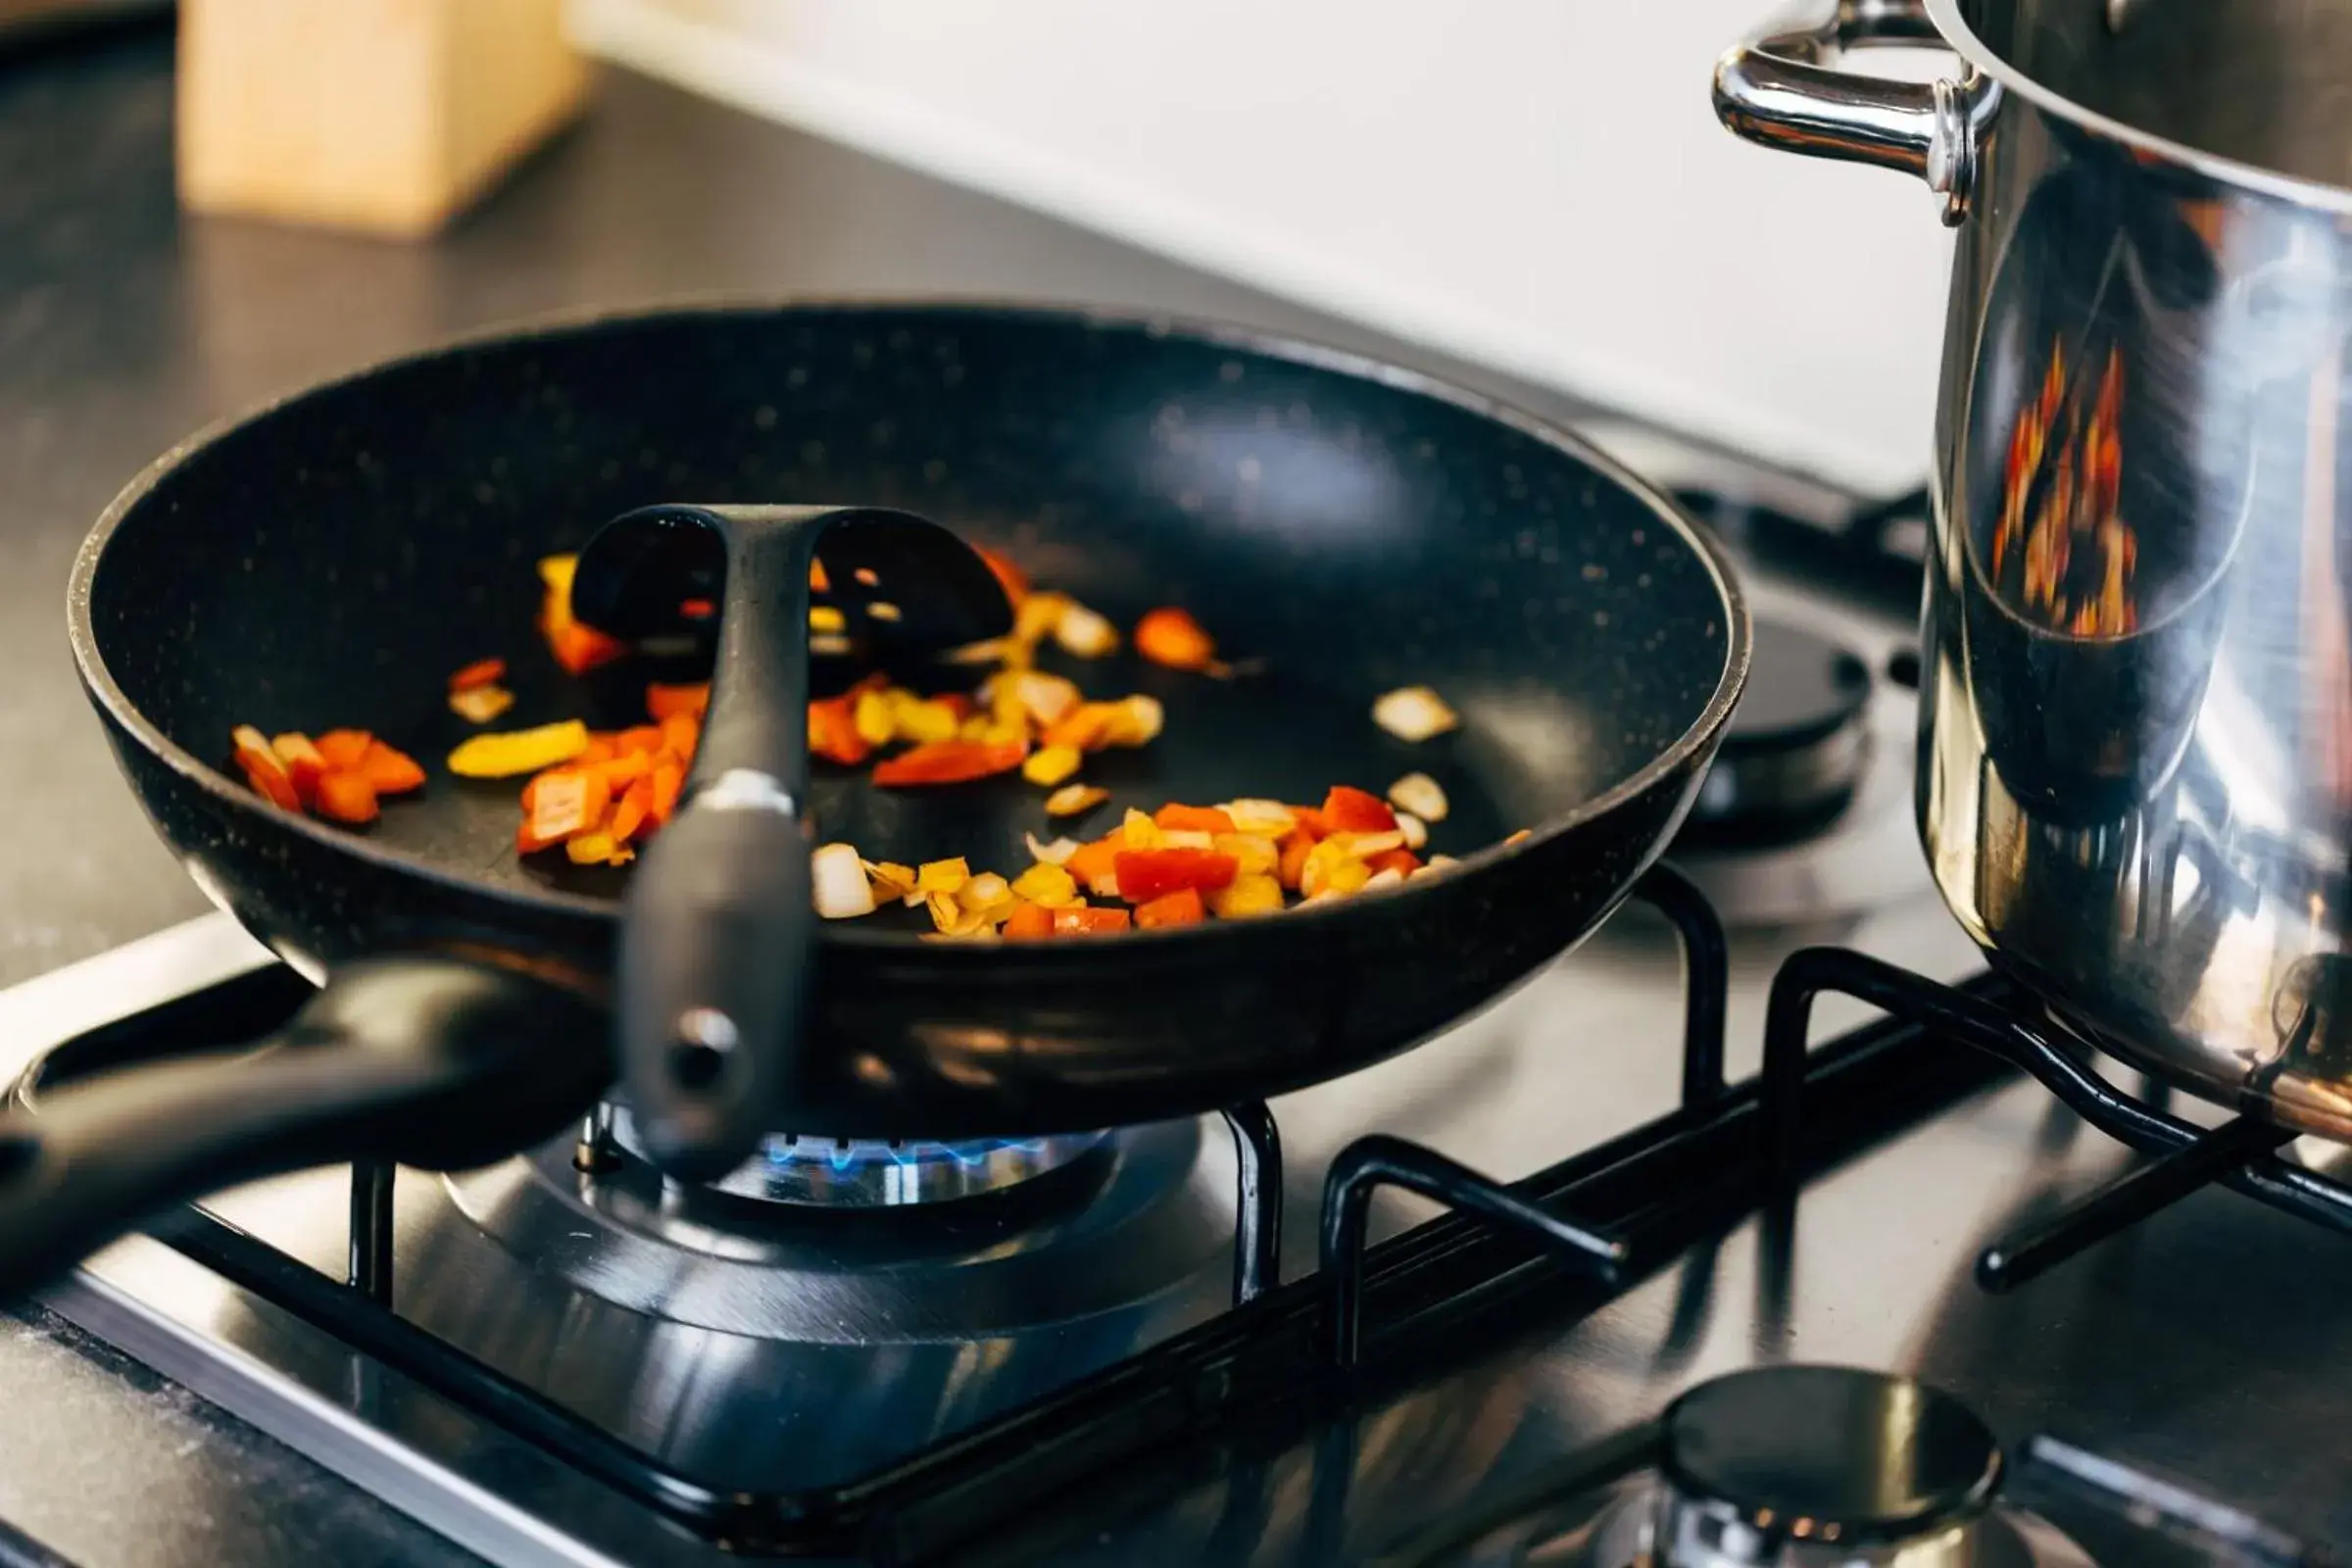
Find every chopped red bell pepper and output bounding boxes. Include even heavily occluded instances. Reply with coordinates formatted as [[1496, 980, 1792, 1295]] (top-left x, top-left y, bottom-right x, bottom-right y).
[[357, 739, 426, 795], [650, 759, 685, 825], [647, 682, 710, 721], [1152, 804, 1236, 835], [314, 770, 380, 824], [547, 618, 626, 675], [1135, 607, 1215, 670], [611, 776, 655, 842], [978, 547, 1029, 606], [594, 752, 653, 792], [270, 733, 327, 808], [316, 729, 374, 771], [1002, 902, 1055, 941], [657, 712, 700, 760], [449, 658, 507, 693], [808, 696, 870, 766], [1367, 848, 1422, 878], [518, 769, 608, 853], [1113, 848, 1239, 903], [1321, 785, 1397, 834], [1286, 806, 1331, 841], [1063, 835, 1122, 892], [1052, 905, 1131, 935], [1134, 887, 1207, 929], [232, 726, 302, 811], [871, 738, 1028, 787]]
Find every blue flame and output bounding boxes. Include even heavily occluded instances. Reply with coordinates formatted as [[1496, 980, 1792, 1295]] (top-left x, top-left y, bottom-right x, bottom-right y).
[[765, 1135, 1057, 1175]]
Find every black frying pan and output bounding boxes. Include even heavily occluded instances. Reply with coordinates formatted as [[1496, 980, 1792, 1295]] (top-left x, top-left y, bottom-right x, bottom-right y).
[[0, 302, 1746, 1296]]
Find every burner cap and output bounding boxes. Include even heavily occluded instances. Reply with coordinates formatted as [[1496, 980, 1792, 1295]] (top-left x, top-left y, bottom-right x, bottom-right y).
[[1680, 617, 1872, 850], [1659, 1366, 2002, 1546]]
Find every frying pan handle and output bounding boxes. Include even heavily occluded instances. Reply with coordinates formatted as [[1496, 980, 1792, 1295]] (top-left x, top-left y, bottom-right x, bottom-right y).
[[575, 502, 1010, 1180], [0, 954, 608, 1300], [615, 788, 816, 1178], [601, 506, 829, 1181], [1712, 0, 1998, 225]]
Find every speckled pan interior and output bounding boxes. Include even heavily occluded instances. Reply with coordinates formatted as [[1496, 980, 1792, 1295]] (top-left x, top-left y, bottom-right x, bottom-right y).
[[67, 302, 1743, 1134], [82, 303, 1737, 915]]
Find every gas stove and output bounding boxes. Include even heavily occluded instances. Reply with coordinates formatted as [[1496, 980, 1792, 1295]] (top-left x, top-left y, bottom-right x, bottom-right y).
[[3, 419, 2348, 1567]]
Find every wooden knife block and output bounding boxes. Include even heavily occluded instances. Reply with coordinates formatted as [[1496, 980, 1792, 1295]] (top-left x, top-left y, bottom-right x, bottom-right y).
[[176, 0, 590, 238]]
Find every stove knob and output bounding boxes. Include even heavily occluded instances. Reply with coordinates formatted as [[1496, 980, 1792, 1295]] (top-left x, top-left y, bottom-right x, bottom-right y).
[[1653, 1365, 2003, 1566]]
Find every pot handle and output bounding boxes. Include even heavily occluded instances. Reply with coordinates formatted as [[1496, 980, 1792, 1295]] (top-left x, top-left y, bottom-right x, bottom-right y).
[[1712, 0, 1997, 225]]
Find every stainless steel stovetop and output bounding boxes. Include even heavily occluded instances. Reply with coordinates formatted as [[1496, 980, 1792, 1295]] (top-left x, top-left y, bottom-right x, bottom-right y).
[[2, 422, 2346, 1567]]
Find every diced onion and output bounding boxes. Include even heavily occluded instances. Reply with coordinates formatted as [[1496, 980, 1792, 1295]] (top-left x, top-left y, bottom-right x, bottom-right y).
[[1012, 670, 1081, 725], [1361, 866, 1407, 893], [944, 636, 1011, 665], [1396, 811, 1429, 851], [1387, 772, 1449, 822], [1104, 694, 1163, 748], [1012, 591, 1073, 647], [1025, 832, 1079, 865], [812, 843, 876, 918], [1221, 799, 1297, 836], [1335, 829, 1405, 858], [1372, 686, 1459, 743], [1045, 783, 1109, 818], [863, 859, 918, 899], [961, 872, 1013, 912], [1212, 833, 1280, 876], [1054, 601, 1118, 658], [449, 684, 515, 724], [1300, 839, 1372, 899]]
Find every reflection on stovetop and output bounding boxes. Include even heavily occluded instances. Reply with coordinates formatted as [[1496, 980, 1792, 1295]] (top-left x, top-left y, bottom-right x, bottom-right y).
[[958, 1055, 2352, 1565]]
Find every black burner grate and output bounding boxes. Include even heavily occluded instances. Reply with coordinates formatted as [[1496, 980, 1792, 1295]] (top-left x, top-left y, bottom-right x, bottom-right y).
[[57, 859, 2352, 1562]]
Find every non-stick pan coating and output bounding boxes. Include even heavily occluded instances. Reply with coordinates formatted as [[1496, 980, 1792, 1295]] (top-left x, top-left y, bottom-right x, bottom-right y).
[[72, 303, 1745, 1137]]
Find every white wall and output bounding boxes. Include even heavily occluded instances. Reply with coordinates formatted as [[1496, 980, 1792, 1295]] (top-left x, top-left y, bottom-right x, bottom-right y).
[[572, 0, 1955, 495]]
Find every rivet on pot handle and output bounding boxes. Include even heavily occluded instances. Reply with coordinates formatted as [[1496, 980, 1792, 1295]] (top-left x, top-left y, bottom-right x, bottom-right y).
[[1712, 0, 2000, 226]]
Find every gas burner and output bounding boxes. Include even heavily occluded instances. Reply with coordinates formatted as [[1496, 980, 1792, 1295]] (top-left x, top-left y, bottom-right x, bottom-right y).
[[596, 1102, 1108, 1208], [1652, 1365, 2004, 1563], [1670, 604, 1927, 926], [1519, 1368, 2093, 1568], [436, 1114, 1229, 1342], [1681, 616, 1873, 851]]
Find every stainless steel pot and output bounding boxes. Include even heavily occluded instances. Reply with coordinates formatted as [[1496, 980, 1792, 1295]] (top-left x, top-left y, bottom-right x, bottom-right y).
[[1716, 0, 2352, 1137]]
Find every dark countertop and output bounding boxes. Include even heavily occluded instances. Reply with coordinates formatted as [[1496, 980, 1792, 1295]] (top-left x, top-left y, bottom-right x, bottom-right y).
[[0, 24, 1619, 1568], [0, 22, 1603, 992], [0, 1304, 478, 1568]]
